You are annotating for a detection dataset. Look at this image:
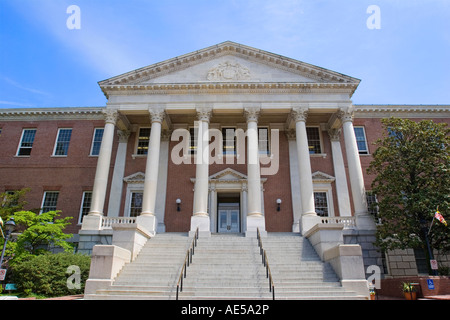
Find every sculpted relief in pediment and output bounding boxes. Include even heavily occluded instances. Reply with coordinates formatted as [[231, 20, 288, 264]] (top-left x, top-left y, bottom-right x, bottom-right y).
[[206, 61, 251, 81]]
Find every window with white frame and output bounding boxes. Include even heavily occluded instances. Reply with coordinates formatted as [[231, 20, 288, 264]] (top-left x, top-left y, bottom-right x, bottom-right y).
[[314, 192, 329, 217], [306, 127, 321, 154], [17, 128, 37, 156], [189, 127, 197, 155], [136, 128, 151, 155], [222, 127, 236, 155], [53, 128, 72, 156], [366, 191, 379, 217], [41, 191, 59, 213], [354, 127, 369, 154], [78, 191, 92, 223], [258, 127, 269, 155], [129, 192, 143, 217], [90, 128, 104, 156]]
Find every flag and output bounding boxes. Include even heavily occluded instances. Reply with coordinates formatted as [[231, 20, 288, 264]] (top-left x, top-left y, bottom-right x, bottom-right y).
[[435, 210, 447, 227]]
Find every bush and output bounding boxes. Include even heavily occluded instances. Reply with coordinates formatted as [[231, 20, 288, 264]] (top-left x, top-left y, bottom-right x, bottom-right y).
[[10, 252, 91, 297]]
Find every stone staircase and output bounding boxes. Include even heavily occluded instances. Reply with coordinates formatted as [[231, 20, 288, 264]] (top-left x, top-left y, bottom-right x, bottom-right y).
[[177, 234, 272, 300], [85, 232, 366, 300], [85, 233, 191, 299], [262, 233, 366, 300]]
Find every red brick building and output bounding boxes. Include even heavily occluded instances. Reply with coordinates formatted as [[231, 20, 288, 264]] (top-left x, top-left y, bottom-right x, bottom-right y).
[[1, 42, 449, 277]]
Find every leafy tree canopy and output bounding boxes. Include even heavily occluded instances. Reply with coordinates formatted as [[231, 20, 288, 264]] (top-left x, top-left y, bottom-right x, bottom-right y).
[[368, 118, 450, 255]]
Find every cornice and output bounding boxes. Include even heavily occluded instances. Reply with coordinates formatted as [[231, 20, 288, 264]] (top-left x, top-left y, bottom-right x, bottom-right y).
[[100, 82, 359, 97], [354, 105, 450, 117], [0, 107, 105, 121]]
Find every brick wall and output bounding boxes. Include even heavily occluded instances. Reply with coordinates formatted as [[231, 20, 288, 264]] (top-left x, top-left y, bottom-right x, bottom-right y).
[[0, 119, 112, 234]]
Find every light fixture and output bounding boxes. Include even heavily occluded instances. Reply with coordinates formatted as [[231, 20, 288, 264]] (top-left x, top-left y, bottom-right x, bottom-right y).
[[276, 199, 282, 211], [0, 217, 16, 267], [176, 198, 181, 212]]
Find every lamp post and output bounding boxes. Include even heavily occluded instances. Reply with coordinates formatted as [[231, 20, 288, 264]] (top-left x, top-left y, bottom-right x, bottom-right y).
[[420, 217, 438, 276], [0, 217, 16, 267]]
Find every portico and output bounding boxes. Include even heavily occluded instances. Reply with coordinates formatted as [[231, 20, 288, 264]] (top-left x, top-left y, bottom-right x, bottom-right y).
[[81, 41, 375, 238]]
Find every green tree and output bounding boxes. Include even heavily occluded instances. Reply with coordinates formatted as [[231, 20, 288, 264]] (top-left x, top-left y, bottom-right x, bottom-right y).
[[368, 118, 450, 272], [12, 210, 73, 259]]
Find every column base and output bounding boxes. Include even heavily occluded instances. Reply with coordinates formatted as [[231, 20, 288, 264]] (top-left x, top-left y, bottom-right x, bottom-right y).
[[190, 215, 211, 238], [136, 214, 157, 237], [245, 215, 266, 237], [81, 214, 103, 231]]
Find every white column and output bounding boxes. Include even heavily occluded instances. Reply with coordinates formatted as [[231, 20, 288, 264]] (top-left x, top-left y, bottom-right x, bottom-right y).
[[107, 130, 130, 217], [339, 107, 376, 230], [244, 107, 266, 237], [190, 107, 212, 237], [286, 130, 302, 232], [291, 107, 319, 234], [82, 109, 118, 230], [137, 107, 165, 236], [328, 128, 352, 217]]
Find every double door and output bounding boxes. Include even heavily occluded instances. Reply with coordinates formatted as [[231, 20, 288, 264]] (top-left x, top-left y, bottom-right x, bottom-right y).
[[218, 203, 240, 233]]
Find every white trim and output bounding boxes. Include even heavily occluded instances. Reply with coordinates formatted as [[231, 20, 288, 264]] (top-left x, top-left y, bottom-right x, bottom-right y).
[[354, 126, 369, 155], [40, 191, 59, 214], [78, 191, 92, 224], [89, 127, 104, 156], [52, 128, 72, 157], [16, 128, 37, 157]]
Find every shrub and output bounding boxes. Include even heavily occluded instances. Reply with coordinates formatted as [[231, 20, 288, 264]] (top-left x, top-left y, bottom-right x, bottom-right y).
[[10, 252, 91, 297]]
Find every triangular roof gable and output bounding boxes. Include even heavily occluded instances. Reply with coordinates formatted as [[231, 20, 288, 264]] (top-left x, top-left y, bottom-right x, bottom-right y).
[[98, 41, 360, 88]]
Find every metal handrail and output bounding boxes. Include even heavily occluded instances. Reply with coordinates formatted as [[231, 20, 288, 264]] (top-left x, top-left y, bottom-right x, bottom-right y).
[[257, 228, 275, 300], [176, 228, 199, 300]]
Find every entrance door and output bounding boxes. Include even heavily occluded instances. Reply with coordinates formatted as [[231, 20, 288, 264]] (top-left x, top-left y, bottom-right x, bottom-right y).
[[217, 193, 240, 233], [218, 206, 240, 233]]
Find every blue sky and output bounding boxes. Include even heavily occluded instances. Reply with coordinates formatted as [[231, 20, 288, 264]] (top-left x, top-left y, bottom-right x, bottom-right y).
[[0, 0, 449, 109]]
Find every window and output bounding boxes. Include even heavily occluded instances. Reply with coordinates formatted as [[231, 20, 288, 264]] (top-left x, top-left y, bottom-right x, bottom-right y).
[[189, 127, 197, 155], [136, 128, 151, 155], [413, 248, 429, 274], [79, 191, 92, 223], [129, 192, 143, 217], [258, 127, 269, 155], [17, 128, 37, 156], [222, 128, 236, 155], [306, 127, 321, 154], [41, 191, 59, 213], [354, 127, 369, 154], [314, 192, 329, 217], [366, 191, 379, 216], [90, 128, 104, 156], [53, 128, 72, 156]]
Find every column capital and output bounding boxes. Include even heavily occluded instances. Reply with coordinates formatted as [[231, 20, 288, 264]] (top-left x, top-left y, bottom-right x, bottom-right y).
[[244, 107, 260, 123], [149, 107, 166, 123], [117, 129, 131, 143], [102, 109, 119, 125], [327, 128, 342, 142], [290, 106, 309, 122], [338, 107, 355, 123], [196, 106, 212, 123]]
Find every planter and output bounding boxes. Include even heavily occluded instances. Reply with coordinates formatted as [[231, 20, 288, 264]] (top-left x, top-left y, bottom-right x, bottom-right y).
[[404, 292, 417, 300]]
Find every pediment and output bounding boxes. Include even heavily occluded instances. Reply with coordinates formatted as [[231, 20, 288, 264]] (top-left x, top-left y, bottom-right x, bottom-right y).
[[99, 41, 360, 92], [124, 172, 145, 183], [312, 171, 335, 183], [209, 168, 247, 181]]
